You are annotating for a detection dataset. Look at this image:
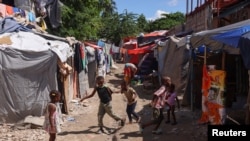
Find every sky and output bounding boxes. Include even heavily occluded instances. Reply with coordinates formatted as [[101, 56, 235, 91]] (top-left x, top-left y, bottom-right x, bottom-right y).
[[115, 0, 187, 20]]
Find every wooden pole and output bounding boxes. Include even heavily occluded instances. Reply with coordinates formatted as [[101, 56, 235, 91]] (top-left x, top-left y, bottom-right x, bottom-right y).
[[204, 45, 207, 65], [222, 51, 225, 70], [246, 70, 250, 125]]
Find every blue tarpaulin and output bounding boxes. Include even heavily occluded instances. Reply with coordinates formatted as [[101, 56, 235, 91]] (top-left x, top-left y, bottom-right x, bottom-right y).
[[238, 31, 250, 69], [211, 25, 250, 48], [210, 24, 250, 69], [191, 20, 250, 68]]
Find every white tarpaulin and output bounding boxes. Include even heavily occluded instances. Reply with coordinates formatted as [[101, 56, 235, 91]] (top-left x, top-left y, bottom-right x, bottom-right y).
[[0, 31, 73, 62]]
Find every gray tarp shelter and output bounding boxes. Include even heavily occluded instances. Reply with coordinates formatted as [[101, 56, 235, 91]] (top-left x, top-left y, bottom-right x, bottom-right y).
[[0, 30, 73, 123], [156, 36, 190, 105], [0, 48, 57, 122]]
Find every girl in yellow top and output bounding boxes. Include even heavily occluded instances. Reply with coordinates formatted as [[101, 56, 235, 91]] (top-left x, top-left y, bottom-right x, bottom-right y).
[[120, 80, 141, 124]]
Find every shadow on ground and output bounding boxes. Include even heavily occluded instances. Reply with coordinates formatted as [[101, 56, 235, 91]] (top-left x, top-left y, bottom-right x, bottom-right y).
[[58, 125, 120, 136], [132, 84, 155, 101], [108, 79, 123, 87], [119, 131, 142, 139]]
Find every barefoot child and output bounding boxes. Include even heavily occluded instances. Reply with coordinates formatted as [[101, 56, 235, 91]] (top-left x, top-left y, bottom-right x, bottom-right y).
[[120, 80, 141, 124], [43, 90, 62, 141], [80, 76, 125, 133]]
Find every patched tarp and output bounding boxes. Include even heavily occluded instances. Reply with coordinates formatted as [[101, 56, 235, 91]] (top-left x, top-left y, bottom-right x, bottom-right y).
[[189, 19, 250, 54], [0, 48, 58, 122], [157, 36, 190, 100]]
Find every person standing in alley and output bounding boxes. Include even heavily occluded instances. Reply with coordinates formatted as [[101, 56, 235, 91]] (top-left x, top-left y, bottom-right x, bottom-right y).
[[124, 63, 137, 84]]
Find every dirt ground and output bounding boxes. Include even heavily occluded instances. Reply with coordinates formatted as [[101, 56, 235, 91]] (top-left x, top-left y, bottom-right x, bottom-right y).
[[0, 63, 245, 141], [1, 62, 245, 141], [52, 62, 208, 141]]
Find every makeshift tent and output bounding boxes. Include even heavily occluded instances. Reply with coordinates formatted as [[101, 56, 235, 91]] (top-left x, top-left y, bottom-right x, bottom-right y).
[[0, 30, 73, 122], [137, 52, 158, 76], [211, 25, 250, 48], [143, 30, 168, 37], [238, 32, 250, 69], [156, 36, 190, 104], [127, 43, 156, 54], [189, 19, 250, 54], [190, 19, 250, 124]]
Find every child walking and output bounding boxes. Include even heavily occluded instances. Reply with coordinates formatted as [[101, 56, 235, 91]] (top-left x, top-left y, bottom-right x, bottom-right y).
[[80, 76, 125, 133], [120, 80, 141, 124], [165, 83, 180, 125], [139, 76, 171, 134], [43, 90, 62, 141]]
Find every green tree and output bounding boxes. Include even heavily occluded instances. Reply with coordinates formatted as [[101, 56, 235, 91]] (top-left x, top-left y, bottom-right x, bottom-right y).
[[46, 1, 184, 42], [119, 9, 139, 38], [98, 12, 121, 45], [147, 12, 185, 32], [98, 0, 118, 43], [52, 0, 108, 40], [99, 0, 117, 17], [99, 9, 140, 45], [137, 14, 148, 33]]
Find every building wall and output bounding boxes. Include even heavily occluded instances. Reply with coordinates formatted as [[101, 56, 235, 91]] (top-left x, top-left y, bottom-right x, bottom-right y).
[[230, 6, 250, 24], [185, 1, 250, 32], [185, 6, 210, 33]]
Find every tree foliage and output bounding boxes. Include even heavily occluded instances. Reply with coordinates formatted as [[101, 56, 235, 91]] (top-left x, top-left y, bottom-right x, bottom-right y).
[[146, 12, 185, 32], [136, 14, 148, 33], [54, 0, 102, 40], [47, 1, 185, 44]]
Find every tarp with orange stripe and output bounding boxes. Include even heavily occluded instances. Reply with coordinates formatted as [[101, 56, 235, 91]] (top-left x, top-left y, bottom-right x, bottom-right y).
[[199, 65, 226, 125]]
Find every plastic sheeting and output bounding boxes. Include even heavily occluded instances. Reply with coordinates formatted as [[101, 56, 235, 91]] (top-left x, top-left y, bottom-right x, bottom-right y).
[[157, 36, 190, 99], [0, 31, 73, 62], [0, 48, 58, 122], [14, 0, 33, 11], [189, 19, 250, 54], [238, 31, 250, 69], [0, 17, 31, 34], [127, 43, 156, 55]]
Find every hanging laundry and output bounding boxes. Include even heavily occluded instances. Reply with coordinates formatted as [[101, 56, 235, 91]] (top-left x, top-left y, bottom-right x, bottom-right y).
[[0, 3, 7, 17]]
